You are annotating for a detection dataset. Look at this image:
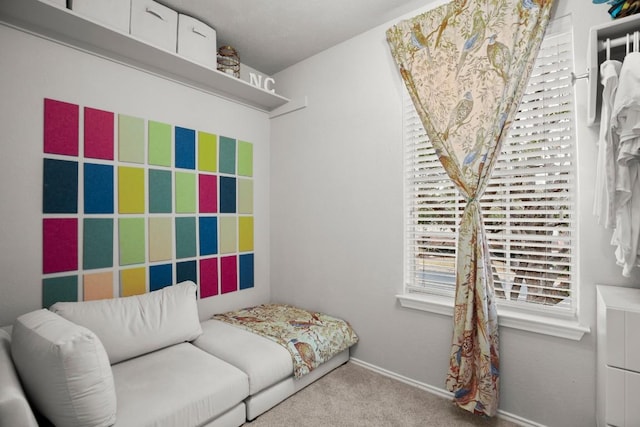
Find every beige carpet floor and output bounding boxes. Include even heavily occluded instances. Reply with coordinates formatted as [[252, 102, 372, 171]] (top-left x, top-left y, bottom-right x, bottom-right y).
[[244, 362, 519, 427]]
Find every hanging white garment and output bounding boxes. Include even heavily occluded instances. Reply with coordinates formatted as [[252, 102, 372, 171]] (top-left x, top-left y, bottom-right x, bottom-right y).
[[610, 52, 640, 277], [594, 59, 622, 228]]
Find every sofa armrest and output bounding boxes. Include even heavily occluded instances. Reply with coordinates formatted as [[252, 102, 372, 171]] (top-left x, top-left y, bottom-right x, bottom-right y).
[[0, 328, 38, 427]]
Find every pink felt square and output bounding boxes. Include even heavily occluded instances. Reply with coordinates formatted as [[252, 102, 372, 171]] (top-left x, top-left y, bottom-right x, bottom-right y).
[[44, 99, 79, 156], [43, 218, 78, 274], [220, 256, 237, 294], [84, 107, 114, 160], [199, 174, 218, 213], [200, 257, 219, 298]]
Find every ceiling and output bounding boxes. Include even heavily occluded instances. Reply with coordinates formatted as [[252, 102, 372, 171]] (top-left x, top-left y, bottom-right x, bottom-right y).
[[160, 0, 433, 75]]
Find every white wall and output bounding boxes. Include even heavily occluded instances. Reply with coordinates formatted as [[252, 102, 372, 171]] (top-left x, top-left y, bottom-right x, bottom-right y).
[[0, 25, 271, 325], [270, 1, 640, 426]]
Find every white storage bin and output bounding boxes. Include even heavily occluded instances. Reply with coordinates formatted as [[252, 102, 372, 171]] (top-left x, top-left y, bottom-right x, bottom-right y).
[[177, 14, 217, 69], [130, 0, 178, 52], [69, 0, 131, 33], [40, 0, 66, 9]]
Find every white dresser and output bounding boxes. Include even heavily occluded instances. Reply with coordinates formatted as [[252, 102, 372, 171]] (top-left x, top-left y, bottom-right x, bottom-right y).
[[597, 285, 640, 427]]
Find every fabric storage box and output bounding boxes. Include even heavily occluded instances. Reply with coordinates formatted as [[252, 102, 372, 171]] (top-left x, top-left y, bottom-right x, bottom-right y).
[[130, 0, 178, 52], [69, 0, 131, 33], [177, 14, 217, 69]]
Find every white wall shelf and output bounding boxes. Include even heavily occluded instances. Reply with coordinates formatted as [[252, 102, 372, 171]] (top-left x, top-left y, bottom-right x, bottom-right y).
[[0, 0, 291, 112], [587, 13, 640, 126]]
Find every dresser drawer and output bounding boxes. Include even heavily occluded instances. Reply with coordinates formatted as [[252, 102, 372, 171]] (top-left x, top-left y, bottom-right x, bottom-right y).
[[606, 366, 640, 426]]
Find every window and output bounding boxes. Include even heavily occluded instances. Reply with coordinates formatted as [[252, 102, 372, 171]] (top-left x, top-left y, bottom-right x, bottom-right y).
[[404, 16, 577, 316]]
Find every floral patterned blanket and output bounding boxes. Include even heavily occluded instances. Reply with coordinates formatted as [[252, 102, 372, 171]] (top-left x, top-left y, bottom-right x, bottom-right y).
[[212, 304, 359, 378]]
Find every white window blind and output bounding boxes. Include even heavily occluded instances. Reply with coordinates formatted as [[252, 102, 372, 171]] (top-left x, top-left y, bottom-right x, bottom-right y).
[[404, 16, 577, 315]]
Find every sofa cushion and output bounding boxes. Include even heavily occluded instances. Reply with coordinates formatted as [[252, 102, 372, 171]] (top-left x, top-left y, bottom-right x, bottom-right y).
[[51, 281, 202, 364], [11, 309, 116, 427], [194, 319, 293, 395], [111, 343, 248, 427], [0, 328, 38, 427]]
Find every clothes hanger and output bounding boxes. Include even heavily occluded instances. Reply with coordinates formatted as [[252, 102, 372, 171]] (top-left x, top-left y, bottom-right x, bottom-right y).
[[607, 38, 611, 60]]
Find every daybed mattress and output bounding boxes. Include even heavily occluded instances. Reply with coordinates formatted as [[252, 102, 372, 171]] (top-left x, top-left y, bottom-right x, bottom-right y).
[[194, 319, 349, 420], [112, 342, 248, 427]]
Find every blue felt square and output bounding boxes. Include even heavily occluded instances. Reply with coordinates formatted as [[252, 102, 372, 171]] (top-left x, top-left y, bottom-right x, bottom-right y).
[[219, 136, 236, 174], [84, 163, 114, 214], [199, 216, 218, 256], [175, 127, 196, 170], [149, 169, 172, 213], [43, 158, 78, 213], [239, 253, 254, 290], [177, 260, 197, 284], [219, 176, 236, 213], [150, 264, 173, 291]]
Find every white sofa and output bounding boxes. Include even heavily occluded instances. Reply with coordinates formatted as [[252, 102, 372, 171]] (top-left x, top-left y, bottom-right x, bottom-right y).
[[0, 281, 350, 427]]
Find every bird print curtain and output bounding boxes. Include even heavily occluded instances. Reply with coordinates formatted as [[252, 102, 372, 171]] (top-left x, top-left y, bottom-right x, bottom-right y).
[[387, 0, 554, 416]]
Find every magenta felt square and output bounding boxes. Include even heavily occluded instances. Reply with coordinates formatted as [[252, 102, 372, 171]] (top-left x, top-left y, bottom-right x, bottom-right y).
[[220, 256, 237, 294], [43, 218, 78, 274], [84, 107, 114, 160], [44, 99, 79, 156], [200, 257, 219, 298], [199, 174, 218, 213]]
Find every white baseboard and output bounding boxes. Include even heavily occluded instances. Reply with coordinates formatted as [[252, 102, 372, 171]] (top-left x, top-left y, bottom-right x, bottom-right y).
[[349, 358, 546, 427]]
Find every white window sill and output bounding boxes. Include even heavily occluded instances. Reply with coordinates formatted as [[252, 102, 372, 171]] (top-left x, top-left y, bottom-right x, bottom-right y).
[[397, 293, 590, 341]]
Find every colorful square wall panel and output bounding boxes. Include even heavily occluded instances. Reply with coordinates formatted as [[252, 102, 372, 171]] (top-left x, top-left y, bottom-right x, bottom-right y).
[[83, 218, 114, 269], [148, 121, 172, 166], [43, 159, 78, 214], [149, 169, 172, 213], [149, 217, 172, 262], [83, 272, 114, 301], [84, 107, 114, 160], [219, 217, 237, 254], [199, 216, 218, 256], [119, 218, 145, 265], [175, 127, 196, 169], [120, 267, 146, 297], [198, 131, 217, 172], [238, 179, 253, 214], [199, 174, 217, 213], [239, 254, 254, 290], [118, 114, 145, 163], [238, 216, 254, 252], [43, 275, 78, 308], [219, 136, 236, 174], [177, 260, 197, 284], [175, 217, 196, 259], [221, 256, 237, 294], [150, 264, 172, 291], [175, 172, 196, 213], [118, 166, 145, 213], [237, 141, 253, 177], [219, 177, 236, 214], [44, 98, 79, 156], [84, 163, 114, 214], [43, 218, 78, 274], [200, 257, 218, 298]]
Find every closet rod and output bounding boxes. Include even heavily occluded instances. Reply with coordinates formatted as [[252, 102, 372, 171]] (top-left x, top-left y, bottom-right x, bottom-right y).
[[597, 31, 640, 51]]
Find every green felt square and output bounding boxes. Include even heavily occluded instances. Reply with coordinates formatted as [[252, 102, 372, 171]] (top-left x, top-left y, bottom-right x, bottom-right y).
[[219, 136, 236, 174], [237, 141, 253, 177], [118, 115, 145, 164], [119, 218, 145, 265], [149, 169, 172, 213], [175, 217, 197, 259], [43, 275, 78, 308], [83, 218, 113, 269], [198, 132, 217, 172], [175, 172, 196, 213], [148, 121, 172, 166]]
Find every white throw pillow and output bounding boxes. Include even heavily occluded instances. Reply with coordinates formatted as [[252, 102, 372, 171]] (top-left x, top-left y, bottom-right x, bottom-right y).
[[11, 309, 116, 427], [51, 281, 202, 364]]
